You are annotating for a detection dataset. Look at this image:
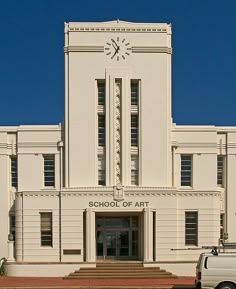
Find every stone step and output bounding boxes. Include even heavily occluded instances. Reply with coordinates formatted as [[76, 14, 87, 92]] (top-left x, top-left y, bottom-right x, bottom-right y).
[[70, 271, 171, 276], [96, 262, 143, 266], [64, 274, 177, 279], [76, 267, 162, 272], [64, 262, 176, 280]]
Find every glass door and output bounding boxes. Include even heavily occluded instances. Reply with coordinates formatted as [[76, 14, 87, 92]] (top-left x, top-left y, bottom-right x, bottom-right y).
[[96, 216, 139, 260], [106, 231, 117, 257], [118, 231, 129, 257]]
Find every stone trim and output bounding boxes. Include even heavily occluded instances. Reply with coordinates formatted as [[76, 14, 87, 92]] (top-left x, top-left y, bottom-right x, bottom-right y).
[[18, 142, 58, 148], [16, 189, 219, 198], [68, 27, 168, 33], [132, 47, 172, 54], [64, 46, 104, 53], [64, 46, 171, 54], [175, 142, 217, 149]]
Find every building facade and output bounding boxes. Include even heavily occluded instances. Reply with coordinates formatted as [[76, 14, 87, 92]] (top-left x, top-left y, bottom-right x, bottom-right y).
[[1, 20, 236, 276]]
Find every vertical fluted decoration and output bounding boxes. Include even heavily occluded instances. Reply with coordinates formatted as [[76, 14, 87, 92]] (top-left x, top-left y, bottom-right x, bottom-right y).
[[114, 79, 122, 185]]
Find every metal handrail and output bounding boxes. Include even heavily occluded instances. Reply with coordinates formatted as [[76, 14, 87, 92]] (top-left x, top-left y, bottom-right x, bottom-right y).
[[0, 257, 6, 276]]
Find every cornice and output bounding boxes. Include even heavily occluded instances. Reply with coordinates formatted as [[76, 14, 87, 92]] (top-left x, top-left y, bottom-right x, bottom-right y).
[[216, 126, 236, 132], [62, 192, 113, 197], [172, 124, 236, 134], [0, 126, 18, 132], [0, 125, 61, 132], [62, 186, 176, 193], [16, 188, 220, 198], [177, 192, 220, 197], [16, 191, 59, 198], [172, 125, 216, 132], [18, 125, 61, 132]]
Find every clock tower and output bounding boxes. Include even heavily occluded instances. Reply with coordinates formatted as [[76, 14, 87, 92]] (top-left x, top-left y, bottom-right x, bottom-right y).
[[64, 20, 172, 188]]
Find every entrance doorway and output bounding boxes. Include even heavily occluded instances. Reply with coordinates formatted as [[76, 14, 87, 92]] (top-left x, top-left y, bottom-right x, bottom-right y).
[[96, 216, 139, 260]]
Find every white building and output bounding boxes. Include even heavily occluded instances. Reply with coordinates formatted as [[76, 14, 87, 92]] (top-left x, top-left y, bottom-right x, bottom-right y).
[[1, 20, 236, 277]]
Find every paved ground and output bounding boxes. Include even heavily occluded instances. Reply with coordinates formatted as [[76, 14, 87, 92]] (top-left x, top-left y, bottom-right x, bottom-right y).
[[0, 276, 195, 289]]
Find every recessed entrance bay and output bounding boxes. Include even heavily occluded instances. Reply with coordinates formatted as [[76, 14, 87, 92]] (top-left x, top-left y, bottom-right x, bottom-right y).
[[96, 216, 139, 260]]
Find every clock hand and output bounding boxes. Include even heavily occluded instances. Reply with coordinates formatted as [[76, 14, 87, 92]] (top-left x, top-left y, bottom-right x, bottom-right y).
[[111, 39, 119, 49], [111, 49, 118, 59], [111, 44, 120, 57]]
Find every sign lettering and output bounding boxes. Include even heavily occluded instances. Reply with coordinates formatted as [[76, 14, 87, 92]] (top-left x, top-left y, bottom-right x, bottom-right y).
[[89, 201, 149, 208]]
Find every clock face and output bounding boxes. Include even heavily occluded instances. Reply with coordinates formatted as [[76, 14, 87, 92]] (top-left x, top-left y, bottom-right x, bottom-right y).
[[105, 37, 131, 61]]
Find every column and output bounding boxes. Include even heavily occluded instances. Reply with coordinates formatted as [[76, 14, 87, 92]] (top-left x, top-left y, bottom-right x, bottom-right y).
[[143, 207, 153, 262], [85, 208, 96, 262], [7, 240, 15, 262], [15, 193, 23, 262]]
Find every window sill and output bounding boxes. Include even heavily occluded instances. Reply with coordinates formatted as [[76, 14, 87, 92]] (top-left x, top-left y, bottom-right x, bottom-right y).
[[40, 246, 53, 249], [180, 186, 193, 190]]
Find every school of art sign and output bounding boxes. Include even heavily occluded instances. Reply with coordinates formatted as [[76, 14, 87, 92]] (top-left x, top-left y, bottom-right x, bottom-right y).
[[89, 201, 149, 208]]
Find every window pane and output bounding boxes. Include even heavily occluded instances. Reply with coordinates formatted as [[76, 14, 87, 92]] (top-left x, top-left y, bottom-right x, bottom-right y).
[[98, 114, 105, 146], [131, 156, 139, 185], [44, 156, 55, 187], [217, 155, 224, 186], [220, 213, 224, 240], [181, 155, 192, 186], [40, 212, 52, 246], [11, 156, 18, 188], [131, 115, 138, 146], [98, 81, 105, 106], [10, 215, 15, 241], [185, 211, 198, 246], [131, 81, 139, 105], [98, 156, 106, 185]]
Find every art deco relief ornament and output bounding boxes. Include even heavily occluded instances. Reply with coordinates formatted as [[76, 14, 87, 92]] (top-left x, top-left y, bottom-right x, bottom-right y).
[[113, 184, 124, 201]]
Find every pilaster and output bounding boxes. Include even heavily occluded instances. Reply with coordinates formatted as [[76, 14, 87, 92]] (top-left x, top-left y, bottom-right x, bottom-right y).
[[85, 208, 96, 262], [143, 207, 153, 262]]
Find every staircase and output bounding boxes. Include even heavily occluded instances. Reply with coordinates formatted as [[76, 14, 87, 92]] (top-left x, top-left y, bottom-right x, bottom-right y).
[[64, 262, 177, 279]]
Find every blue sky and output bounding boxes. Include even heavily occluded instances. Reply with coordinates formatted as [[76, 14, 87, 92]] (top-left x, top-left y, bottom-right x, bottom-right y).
[[0, 0, 236, 126]]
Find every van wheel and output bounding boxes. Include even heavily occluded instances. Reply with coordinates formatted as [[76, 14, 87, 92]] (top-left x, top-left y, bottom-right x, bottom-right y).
[[218, 283, 236, 289]]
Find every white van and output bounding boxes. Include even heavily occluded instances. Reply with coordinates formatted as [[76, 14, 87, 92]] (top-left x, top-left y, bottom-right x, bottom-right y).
[[195, 252, 236, 289]]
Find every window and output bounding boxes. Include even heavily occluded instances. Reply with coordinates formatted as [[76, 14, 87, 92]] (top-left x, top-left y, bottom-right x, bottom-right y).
[[181, 155, 192, 186], [11, 156, 17, 188], [131, 81, 139, 105], [10, 215, 15, 241], [40, 212, 53, 246], [217, 155, 224, 186], [220, 213, 224, 240], [98, 114, 105, 146], [131, 156, 139, 185], [131, 115, 138, 146], [185, 211, 198, 246], [97, 81, 105, 106], [98, 156, 106, 185], [44, 155, 55, 187]]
